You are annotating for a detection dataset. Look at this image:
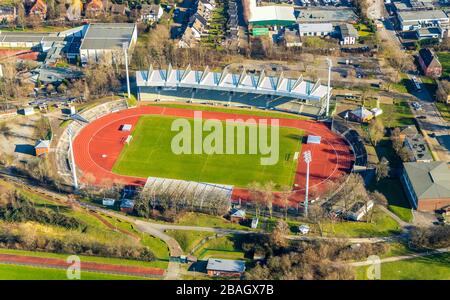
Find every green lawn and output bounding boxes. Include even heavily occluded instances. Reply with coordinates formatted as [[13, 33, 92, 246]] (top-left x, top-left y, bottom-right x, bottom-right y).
[[148, 103, 308, 120], [165, 230, 215, 253], [369, 178, 413, 223], [436, 102, 450, 123], [175, 212, 249, 230], [0, 263, 149, 280], [380, 99, 414, 128], [356, 253, 450, 280], [438, 52, 450, 78], [112, 115, 303, 189], [322, 207, 402, 238], [193, 235, 246, 260]]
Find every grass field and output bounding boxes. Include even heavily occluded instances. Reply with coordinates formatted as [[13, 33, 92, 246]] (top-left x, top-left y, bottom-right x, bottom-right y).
[[193, 235, 246, 260], [112, 115, 303, 188], [438, 52, 450, 78], [356, 253, 450, 280], [436, 102, 450, 123], [165, 230, 215, 253], [0, 264, 149, 280]]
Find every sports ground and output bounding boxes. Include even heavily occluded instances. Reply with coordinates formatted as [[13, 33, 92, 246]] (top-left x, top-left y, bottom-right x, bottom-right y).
[[112, 115, 303, 188], [73, 105, 354, 205]]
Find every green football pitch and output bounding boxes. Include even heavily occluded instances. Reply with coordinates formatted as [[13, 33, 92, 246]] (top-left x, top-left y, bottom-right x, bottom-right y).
[[112, 115, 303, 188]]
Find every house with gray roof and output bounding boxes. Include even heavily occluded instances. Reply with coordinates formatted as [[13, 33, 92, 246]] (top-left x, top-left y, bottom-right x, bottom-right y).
[[206, 258, 245, 277], [401, 162, 450, 211]]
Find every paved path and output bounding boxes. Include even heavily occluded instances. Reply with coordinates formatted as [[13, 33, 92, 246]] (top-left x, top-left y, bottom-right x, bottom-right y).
[[378, 205, 411, 228], [349, 247, 450, 267]]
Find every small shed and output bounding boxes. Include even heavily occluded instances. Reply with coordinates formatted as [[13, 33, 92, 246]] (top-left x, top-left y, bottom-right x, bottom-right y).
[[102, 198, 115, 206], [121, 124, 132, 131], [230, 208, 246, 223], [21, 107, 35, 116], [251, 217, 259, 229], [206, 258, 246, 277], [35, 140, 50, 156], [346, 200, 374, 221], [307, 135, 322, 145], [120, 199, 135, 213], [298, 224, 310, 235]]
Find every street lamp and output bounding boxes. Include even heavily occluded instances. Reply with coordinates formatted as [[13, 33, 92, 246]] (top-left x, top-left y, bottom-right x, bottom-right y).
[[326, 58, 332, 117], [123, 42, 131, 99], [303, 150, 312, 218]]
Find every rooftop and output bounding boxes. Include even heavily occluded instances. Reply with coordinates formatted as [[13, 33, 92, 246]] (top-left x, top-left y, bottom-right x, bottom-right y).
[[206, 258, 246, 273], [398, 10, 449, 22], [405, 134, 433, 162], [403, 162, 450, 200], [248, 0, 296, 25], [297, 8, 358, 24], [339, 23, 358, 38], [80, 23, 136, 50], [298, 23, 333, 33]]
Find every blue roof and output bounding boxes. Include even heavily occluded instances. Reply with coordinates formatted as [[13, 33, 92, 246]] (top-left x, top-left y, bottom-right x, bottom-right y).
[[207, 258, 246, 273]]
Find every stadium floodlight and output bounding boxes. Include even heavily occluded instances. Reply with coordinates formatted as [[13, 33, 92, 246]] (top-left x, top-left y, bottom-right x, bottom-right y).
[[326, 58, 332, 117], [123, 42, 131, 99], [303, 150, 312, 218], [67, 125, 79, 190]]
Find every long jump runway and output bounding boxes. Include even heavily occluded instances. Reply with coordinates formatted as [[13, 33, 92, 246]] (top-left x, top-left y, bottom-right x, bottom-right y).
[[73, 106, 354, 206]]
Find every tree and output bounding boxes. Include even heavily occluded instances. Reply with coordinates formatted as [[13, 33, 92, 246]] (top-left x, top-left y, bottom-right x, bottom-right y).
[[308, 205, 327, 236], [398, 146, 414, 162], [270, 220, 289, 248], [370, 191, 388, 207], [278, 186, 292, 220], [262, 181, 275, 218], [247, 181, 264, 218], [368, 118, 385, 146], [390, 127, 402, 153], [375, 157, 390, 182]]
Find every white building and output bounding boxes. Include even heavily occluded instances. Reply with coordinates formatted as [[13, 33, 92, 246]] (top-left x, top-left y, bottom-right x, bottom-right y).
[[79, 23, 138, 65], [298, 23, 333, 37], [140, 4, 163, 23], [338, 24, 358, 45], [397, 10, 449, 31]]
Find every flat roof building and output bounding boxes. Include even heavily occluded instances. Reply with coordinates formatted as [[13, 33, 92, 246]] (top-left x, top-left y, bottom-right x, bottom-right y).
[[206, 258, 246, 277], [298, 23, 333, 37], [397, 10, 449, 31], [79, 23, 138, 64]]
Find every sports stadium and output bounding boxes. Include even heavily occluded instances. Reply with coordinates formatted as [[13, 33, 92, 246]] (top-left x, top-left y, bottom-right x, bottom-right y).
[[70, 103, 354, 209]]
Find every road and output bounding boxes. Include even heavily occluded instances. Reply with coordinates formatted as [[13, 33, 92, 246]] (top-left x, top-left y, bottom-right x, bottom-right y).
[[406, 74, 450, 161]]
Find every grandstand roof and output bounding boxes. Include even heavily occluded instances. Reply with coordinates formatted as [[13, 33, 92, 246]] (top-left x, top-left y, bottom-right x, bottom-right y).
[[136, 65, 329, 102]]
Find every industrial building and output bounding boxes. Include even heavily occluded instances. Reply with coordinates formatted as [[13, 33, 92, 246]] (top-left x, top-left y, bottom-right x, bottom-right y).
[[401, 162, 450, 211], [396, 10, 449, 31], [136, 65, 331, 116], [0, 23, 137, 66], [247, 0, 296, 27]]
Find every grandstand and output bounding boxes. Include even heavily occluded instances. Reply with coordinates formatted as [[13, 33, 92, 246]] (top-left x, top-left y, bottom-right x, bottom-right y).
[[136, 65, 330, 117], [55, 99, 129, 186], [142, 177, 233, 214]]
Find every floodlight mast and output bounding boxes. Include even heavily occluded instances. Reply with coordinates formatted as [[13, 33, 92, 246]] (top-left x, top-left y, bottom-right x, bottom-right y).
[[123, 42, 131, 99], [67, 125, 79, 190], [326, 58, 332, 117], [303, 150, 312, 218]]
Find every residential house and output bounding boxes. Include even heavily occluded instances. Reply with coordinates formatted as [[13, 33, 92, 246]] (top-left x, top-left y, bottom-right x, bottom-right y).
[[206, 258, 246, 277], [178, 28, 199, 48], [417, 48, 442, 77], [85, 0, 104, 18], [0, 6, 17, 23], [298, 23, 333, 37], [338, 24, 358, 45], [140, 4, 163, 23], [110, 3, 128, 16], [35, 140, 50, 156], [345, 200, 374, 221], [197, 0, 215, 18], [401, 161, 450, 211], [29, 0, 47, 20], [190, 13, 209, 38]]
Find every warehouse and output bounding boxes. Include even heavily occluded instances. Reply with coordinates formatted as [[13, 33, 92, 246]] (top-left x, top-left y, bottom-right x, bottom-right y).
[[247, 0, 296, 27], [397, 10, 449, 31], [79, 23, 137, 65], [401, 162, 450, 211]]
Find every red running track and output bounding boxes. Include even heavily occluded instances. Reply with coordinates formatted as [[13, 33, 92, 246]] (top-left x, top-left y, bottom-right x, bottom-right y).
[[73, 106, 354, 206]]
